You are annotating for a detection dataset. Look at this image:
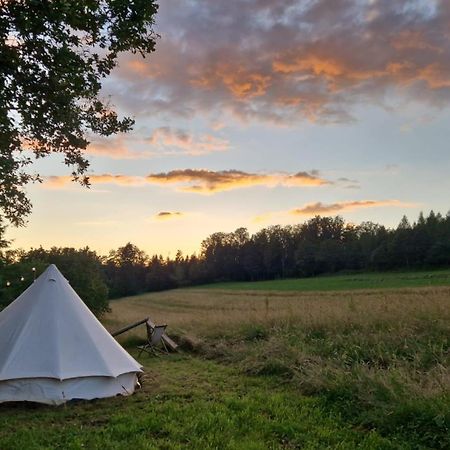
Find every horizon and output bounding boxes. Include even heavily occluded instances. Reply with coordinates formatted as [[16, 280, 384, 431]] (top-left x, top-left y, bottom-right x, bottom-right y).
[[6, 208, 448, 259]]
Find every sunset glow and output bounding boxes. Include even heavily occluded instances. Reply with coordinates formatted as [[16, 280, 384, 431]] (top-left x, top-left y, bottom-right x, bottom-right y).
[[8, 0, 450, 256]]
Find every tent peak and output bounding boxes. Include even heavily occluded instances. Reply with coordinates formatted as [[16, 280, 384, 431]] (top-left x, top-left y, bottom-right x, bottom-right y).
[[41, 264, 67, 281]]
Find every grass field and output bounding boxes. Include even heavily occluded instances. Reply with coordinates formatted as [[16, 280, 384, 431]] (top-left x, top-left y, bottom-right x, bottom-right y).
[[0, 355, 395, 449], [104, 282, 450, 449], [1, 274, 450, 449], [196, 269, 450, 292]]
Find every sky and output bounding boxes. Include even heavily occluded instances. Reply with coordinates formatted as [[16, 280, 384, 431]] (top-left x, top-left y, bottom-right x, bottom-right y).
[[8, 0, 450, 257]]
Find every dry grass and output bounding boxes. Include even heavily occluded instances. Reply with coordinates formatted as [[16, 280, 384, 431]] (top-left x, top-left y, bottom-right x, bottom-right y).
[[104, 285, 450, 341], [104, 285, 450, 447]]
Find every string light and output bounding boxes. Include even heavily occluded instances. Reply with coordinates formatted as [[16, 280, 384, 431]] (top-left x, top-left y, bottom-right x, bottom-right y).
[[4, 268, 38, 288]]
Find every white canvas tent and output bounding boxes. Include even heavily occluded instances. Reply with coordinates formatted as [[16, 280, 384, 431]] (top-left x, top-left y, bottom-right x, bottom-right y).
[[0, 264, 142, 405]]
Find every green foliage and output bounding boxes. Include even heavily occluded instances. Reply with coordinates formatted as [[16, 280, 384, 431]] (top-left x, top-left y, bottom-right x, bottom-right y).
[[0, 247, 109, 316], [0, 257, 45, 308], [98, 211, 450, 296], [105, 243, 149, 298], [193, 211, 450, 287], [3, 210, 450, 309], [0, 0, 158, 225], [0, 218, 9, 249]]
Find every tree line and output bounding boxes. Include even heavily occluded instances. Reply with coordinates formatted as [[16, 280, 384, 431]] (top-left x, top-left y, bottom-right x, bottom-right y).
[[1, 210, 450, 315]]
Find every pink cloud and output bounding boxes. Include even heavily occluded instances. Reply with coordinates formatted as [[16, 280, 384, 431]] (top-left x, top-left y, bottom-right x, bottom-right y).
[[147, 127, 230, 155], [83, 128, 230, 159]]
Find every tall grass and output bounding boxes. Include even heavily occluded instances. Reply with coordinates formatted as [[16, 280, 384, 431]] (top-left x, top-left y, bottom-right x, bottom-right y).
[[106, 286, 450, 339], [105, 285, 450, 447]]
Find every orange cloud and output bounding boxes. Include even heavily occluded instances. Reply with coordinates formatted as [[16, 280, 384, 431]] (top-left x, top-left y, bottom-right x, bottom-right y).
[[191, 63, 272, 99], [290, 200, 413, 216], [44, 174, 145, 188], [284, 171, 330, 187], [254, 199, 415, 224], [43, 169, 332, 193], [146, 169, 329, 193], [273, 55, 344, 78], [418, 64, 450, 89]]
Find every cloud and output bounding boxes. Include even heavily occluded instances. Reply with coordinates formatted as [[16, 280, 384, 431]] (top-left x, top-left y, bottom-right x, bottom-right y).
[[284, 171, 331, 187], [83, 128, 229, 159], [146, 169, 329, 193], [254, 199, 416, 224], [336, 177, 361, 189], [147, 127, 230, 155], [384, 164, 400, 175], [44, 174, 146, 188], [109, 0, 450, 124], [290, 200, 413, 216], [154, 211, 184, 220], [85, 136, 154, 160], [43, 169, 331, 193]]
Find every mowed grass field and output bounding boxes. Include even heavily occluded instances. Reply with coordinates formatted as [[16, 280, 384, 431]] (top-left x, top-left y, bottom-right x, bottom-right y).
[[196, 269, 450, 292], [0, 355, 394, 449], [1, 272, 450, 449]]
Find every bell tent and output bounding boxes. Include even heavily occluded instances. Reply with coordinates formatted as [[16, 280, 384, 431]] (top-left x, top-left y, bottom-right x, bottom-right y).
[[0, 264, 142, 405]]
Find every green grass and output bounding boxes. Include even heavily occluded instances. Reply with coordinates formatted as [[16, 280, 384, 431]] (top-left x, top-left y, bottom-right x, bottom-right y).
[[103, 282, 450, 448], [0, 354, 397, 449], [196, 316, 450, 449], [3, 280, 450, 449], [197, 269, 450, 292]]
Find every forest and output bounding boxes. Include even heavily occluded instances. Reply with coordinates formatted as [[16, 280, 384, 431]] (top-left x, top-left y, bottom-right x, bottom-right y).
[[1, 210, 450, 315]]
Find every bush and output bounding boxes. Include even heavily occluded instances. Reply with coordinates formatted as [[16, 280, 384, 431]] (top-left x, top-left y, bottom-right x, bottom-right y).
[[1, 247, 109, 317]]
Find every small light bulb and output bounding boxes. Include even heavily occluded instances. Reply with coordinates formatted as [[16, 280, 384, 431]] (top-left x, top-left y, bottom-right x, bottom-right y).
[[20, 277, 25, 282], [6, 281, 10, 287]]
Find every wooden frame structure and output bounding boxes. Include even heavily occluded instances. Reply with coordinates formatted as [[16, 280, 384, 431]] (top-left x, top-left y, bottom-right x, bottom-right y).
[[111, 317, 178, 352]]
